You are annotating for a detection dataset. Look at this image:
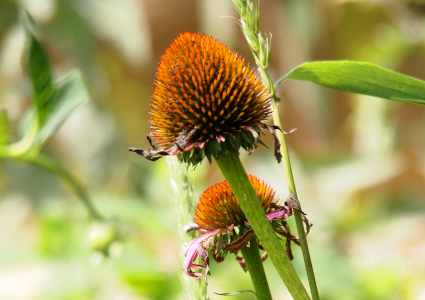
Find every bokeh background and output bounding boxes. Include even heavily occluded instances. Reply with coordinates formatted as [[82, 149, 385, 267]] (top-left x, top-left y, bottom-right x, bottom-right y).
[[1, 0, 425, 299]]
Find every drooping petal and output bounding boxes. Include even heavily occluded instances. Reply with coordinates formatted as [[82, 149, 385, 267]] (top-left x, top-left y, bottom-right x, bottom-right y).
[[184, 229, 221, 279], [184, 240, 203, 278]]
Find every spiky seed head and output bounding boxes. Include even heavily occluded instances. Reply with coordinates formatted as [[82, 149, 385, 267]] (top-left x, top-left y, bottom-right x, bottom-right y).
[[194, 175, 279, 232], [130, 32, 273, 166]]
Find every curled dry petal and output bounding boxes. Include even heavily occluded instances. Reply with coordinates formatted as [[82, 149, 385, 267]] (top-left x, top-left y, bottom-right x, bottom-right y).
[[285, 194, 306, 215], [222, 229, 255, 253], [236, 255, 248, 272], [184, 229, 221, 279], [265, 125, 282, 163]]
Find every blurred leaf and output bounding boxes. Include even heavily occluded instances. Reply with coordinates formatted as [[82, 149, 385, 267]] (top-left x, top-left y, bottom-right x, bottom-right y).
[[39, 215, 73, 257], [359, 266, 399, 299], [20, 10, 55, 125], [0, 1, 18, 30], [277, 61, 425, 106], [14, 11, 90, 155], [33, 71, 89, 148], [0, 110, 10, 146]]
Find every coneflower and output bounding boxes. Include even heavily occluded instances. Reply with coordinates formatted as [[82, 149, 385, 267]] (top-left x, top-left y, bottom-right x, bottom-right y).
[[184, 175, 297, 280], [129, 32, 281, 166]]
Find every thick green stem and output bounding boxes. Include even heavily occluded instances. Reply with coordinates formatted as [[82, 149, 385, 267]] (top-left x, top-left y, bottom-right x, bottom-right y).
[[215, 152, 310, 300], [241, 238, 273, 300], [272, 104, 320, 300], [3, 153, 103, 221]]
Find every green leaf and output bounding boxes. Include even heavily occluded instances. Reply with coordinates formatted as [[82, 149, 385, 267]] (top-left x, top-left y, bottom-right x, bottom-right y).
[[220, 139, 227, 153], [210, 138, 221, 153], [206, 140, 218, 158], [239, 130, 252, 143], [0, 110, 10, 146], [277, 61, 425, 106], [234, 132, 241, 148], [15, 11, 89, 155], [205, 150, 212, 164], [20, 10, 55, 125], [214, 289, 256, 297], [258, 139, 269, 149], [227, 134, 238, 151], [32, 71, 89, 149]]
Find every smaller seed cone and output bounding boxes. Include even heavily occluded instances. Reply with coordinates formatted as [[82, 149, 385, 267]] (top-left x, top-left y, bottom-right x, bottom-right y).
[[194, 175, 279, 232]]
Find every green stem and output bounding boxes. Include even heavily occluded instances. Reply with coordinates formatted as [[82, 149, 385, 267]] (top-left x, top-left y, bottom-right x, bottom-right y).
[[3, 153, 103, 221], [215, 152, 310, 300], [240, 238, 273, 300], [0, 117, 39, 157], [272, 104, 320, 300]]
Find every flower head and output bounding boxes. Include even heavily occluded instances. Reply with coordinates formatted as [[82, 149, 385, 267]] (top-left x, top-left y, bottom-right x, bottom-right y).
[[129, 32, 281, 166], [184, 175, 294, 279]]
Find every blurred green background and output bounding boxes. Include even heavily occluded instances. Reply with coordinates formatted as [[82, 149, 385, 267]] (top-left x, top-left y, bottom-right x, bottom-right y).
[[1, 0, 425, 299]]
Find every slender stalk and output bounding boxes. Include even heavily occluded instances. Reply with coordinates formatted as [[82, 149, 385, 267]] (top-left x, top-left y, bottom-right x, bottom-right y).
[[6, 153, 103, 221], [165, 157, 207, 300], [272, 105, 319, 300], [241, 238, 273, 300], [215, 151, 310, 300], [0, 117, 39, 157]]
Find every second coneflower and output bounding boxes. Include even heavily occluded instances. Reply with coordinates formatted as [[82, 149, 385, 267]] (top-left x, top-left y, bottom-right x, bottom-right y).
[[129, 32, 281, 166], [184, 175, 304, 280]]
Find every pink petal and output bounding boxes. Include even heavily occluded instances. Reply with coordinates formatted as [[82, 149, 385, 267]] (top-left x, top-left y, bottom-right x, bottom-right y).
[[267, 206, 292, 220], [216, 135, 225, 142], [184, 143, 197, 151], [183, 229, 221, 278], [169, 145, 181, 155]]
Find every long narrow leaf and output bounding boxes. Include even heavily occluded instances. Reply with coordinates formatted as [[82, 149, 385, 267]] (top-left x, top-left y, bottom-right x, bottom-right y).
[[20, 11, 55, 125], [277, 61, 425, 106], [214, 290, 256, 297]]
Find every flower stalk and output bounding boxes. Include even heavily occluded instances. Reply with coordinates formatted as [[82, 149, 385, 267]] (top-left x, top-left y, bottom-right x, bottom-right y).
[[215, 151, 310, 300], [240, 238, 273, 300], [165, 157, 207, 300], [231, 1, 320, 299]]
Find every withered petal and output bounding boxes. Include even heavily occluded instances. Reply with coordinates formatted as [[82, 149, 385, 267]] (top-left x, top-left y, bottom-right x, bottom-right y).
[[222, 229, 254, 254]]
